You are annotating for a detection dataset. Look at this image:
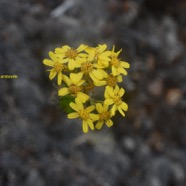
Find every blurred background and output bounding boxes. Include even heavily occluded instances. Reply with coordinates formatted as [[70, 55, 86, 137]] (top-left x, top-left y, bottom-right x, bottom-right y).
[[0, 0, 186, 185]]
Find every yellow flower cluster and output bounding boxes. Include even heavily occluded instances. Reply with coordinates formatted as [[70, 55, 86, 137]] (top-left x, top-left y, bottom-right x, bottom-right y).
[[43, 44, 130, 133]]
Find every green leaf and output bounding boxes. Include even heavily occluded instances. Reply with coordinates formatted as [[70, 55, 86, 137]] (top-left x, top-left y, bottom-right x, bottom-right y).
[[59, 95, 75, 114]]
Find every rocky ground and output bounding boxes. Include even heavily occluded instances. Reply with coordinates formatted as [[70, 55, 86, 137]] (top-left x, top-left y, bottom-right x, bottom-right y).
[[0, 0, 186, 186]]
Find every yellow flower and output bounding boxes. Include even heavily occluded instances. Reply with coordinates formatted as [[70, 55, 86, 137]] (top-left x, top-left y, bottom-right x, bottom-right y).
[[105, 74, 122, 86], [110, 46, 130, 76], [43, 51, 67, 85], [58, 73, 89, 103], [85, 44, 111, 67], [104, 85, 128, 116], [95, 103, 113, 129], [79, 60, 108, 85], [94, 73, 122, 87], [55, 44, 87, 71], [68, 99, 99, 133]]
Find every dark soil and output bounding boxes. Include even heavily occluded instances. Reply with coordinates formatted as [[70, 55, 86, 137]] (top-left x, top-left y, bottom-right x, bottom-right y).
[[0, 0, 186, 186]]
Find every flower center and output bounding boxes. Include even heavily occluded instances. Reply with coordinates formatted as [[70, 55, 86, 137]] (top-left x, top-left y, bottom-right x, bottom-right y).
[[54, 62, 64, 72], [113, 94, 122, 106], [81, 61, 93, 73], [65, 49, 78, 59], [99, 111, 110, 121], [106, 74, 117, 87], [79, 110, 89, 120], [111, 57, 119, 67], [68, 85, 82, 96]]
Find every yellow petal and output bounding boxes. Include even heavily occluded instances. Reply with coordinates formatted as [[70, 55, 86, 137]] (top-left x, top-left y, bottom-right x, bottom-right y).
[[102, 51, 111, 56], [78, 53, 87, 58], [82, 120, 88, 133], [85, 105, 95, 113], [96, 103, 103, 113], [115, 49, 122, 56], [94, 63, 105, 69], [119, 67, 128, 75], [98, 60, 109, 67], [118, 107, 125, 116], [89, 114, 99, 121], [77, 44, 87, 52], [57, 72, 62, 85], [92, 70, 103, 79], [49, 51, 57, 61], [62, 75, 71, 86], [99, 69, 108, 78], [75, 61, 82, 68], [49, 70, 57, 80], [77, 80, 85, 86], [104, 99, 114, 105], [121, 102, 128, 111], [105, 86, 114, 97], [104, 87, 110, 98], [58, 87, 69, 96], [89, 73, 99, 83], [106, 119, 113, 127], [69, 102, 79, 112], [98, 44, 107, 53], [77, 92, 89, 103], [94, 80, 106, 86], [87, 119, 94, 130], [55, 54, 64, 59], [68, 59, 75, 71], [43, 59, 54, 67], [103, 104, 109, 111], [62, 58, 69, 63], [112, 66, 118, 76], [62, 45, 70, 51], [111, 105, 117, 116], [99, 54, 110, 61], [99, 51, 111, 61], [75, 98, 84, 110], [85, 47, 94, 53], [95, 121, 104, 130], [55, 48, 63, 54], [76, 57, 86, 63], [119, 88, 125, 97], [117, 75, 122, 82], [70, 72, 83, 85], [120, 61, 130, 68], [114, 85, 120, 94], [68, 112, 79, 119], [88, 51, 96, 61], [55, 45, 70, 54]]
